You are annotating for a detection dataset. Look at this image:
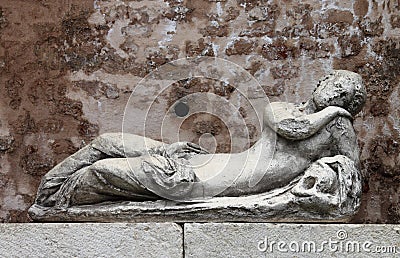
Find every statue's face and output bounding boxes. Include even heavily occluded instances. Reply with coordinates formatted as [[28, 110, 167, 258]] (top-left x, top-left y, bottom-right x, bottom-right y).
[[312, 74, 354, 111]]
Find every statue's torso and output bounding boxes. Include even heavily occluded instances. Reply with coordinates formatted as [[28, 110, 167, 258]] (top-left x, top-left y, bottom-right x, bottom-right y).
[[214, 116, 354, 197]]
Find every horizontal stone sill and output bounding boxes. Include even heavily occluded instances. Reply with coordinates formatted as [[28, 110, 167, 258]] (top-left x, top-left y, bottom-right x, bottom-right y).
[[0, 223, 399, 257]]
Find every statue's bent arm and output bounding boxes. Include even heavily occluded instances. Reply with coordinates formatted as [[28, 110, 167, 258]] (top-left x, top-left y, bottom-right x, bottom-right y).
[[265, 103, 352, 140]]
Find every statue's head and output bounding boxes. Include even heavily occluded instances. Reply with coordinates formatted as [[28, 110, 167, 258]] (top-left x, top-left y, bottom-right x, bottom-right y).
[[312, 70, 367, 116]]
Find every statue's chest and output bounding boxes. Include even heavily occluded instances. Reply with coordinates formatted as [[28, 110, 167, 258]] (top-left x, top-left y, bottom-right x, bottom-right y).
[[280, 127, 333, 157]]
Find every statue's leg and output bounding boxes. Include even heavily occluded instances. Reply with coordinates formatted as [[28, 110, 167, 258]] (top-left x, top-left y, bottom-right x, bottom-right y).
[[51, 153, 198, 207], [53, 157, 158, 208], [92, 132, 164, 157], [35, 133, 164, 206], [35, 144, 106, 206]]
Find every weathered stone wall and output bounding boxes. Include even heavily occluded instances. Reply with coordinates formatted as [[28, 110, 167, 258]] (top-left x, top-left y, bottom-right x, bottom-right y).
[[0, 0, 399, 223]]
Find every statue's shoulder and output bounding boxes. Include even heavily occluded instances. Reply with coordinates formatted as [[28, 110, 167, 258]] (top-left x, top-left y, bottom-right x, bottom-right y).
[[268, 102, 305, 118]]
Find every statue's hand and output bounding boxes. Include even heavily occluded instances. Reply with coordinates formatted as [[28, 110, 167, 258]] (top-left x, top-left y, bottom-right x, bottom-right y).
[[324, 106, 352, 119], [166, 142, 209, 159]]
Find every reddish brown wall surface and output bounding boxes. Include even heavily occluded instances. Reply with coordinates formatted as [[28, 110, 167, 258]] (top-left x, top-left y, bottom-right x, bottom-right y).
[[0, 0, 399, 223]]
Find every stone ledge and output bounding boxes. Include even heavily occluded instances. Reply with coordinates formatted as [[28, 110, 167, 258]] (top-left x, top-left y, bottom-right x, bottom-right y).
[[0, 223, 399, 257]]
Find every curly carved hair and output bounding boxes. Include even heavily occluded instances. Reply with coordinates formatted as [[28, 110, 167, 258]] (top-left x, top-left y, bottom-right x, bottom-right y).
[[315, 70, 367, 116]]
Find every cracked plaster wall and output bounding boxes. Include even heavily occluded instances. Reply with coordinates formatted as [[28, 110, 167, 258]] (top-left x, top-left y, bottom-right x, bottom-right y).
[[0, 0, 399, 223]]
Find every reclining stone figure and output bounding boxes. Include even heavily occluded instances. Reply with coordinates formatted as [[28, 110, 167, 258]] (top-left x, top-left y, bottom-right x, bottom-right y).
[[29, 70, 366, 222]]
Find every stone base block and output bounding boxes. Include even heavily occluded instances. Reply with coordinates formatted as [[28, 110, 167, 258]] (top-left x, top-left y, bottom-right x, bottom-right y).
[[0, 223, 182, 257], [0, 223, 399, 257], [185, 223, 400, 257]]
